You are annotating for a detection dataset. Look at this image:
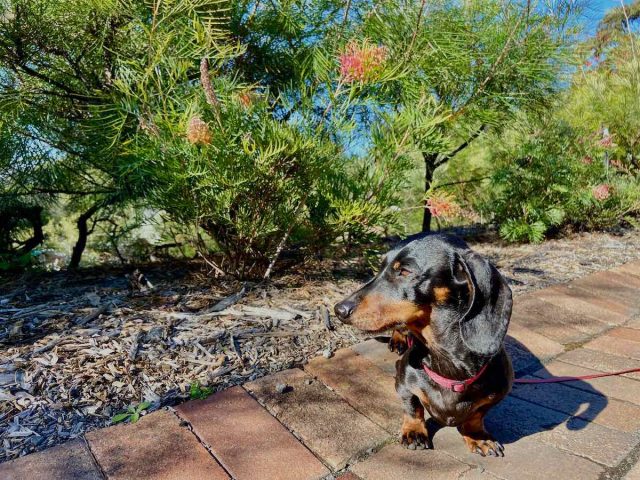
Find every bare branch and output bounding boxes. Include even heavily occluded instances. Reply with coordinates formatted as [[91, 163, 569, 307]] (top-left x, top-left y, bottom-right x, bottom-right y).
[[405, 0, 428, 60], [435, 124, 487, 167]]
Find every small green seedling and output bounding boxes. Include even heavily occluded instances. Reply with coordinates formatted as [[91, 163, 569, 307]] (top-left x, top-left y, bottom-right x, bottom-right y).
[[189, 382, 213, 400], [111, 401, 151, 424]]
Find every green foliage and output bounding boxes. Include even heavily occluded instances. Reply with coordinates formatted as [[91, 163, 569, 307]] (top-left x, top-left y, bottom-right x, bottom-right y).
[[0, 0, 633, 271], [0, 252, 32, 272], [562, 29, 640, 170], [111, 401, 152, 424], [91, 0, 417, 275], [189, 382, 213, 400], [484, 117, 640, 243], [485, 121, 579, 242]]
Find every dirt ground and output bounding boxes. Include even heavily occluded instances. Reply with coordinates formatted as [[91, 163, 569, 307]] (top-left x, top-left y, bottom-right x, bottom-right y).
[[1, 228, 639, 463]]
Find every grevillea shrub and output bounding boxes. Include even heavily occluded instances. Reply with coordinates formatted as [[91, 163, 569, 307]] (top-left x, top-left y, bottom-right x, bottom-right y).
[[483, 119, 640, 243]]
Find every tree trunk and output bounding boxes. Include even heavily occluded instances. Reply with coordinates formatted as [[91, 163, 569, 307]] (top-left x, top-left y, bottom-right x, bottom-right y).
[[7, 206, 45, 256], [421, 154, 437, 233], [419, 126, 488, 233], [69, 199, 112, 270]]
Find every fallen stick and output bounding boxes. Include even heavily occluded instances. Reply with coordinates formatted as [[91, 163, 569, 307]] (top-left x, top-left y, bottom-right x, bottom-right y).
[[75, 304, 109, 326]]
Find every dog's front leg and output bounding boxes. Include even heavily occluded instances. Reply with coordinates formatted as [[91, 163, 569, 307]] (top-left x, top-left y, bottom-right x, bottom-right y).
[[397, 387, 430, 450], [459, 410, 504, 457]]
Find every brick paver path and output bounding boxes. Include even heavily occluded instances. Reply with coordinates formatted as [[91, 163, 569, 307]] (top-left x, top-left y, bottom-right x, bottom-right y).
[[2, 261, 640, 479]]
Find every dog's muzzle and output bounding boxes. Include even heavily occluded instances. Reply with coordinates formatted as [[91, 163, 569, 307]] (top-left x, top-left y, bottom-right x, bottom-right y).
[[334, 300, 356, 322]]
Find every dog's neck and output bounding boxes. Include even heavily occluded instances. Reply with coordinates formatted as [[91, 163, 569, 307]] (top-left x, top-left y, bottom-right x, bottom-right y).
[[408, 326, 488, 380]]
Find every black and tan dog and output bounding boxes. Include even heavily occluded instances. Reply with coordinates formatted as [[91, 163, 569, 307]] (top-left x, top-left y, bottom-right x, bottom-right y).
[[334, 233, 513, 457]]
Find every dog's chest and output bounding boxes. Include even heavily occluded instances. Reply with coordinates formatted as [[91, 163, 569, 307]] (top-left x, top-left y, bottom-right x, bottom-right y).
[[412, 385, 476, 427]]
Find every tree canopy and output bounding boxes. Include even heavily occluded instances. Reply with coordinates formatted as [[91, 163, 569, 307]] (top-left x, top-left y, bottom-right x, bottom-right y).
[[1, 0, 636, 274]]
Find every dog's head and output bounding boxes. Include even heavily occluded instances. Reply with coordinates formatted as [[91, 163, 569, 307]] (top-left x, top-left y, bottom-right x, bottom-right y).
[[334, 233, 512, 357]]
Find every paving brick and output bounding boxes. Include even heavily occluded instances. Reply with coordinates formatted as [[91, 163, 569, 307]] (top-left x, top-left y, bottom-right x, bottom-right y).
[[430, 425, 604, 480], [0, 439, 101, 480], [511, 296, 602, 343], [504, 341, 542, 374], [562, 284, 638, 318], [604, 270, 640, 292], [506, 324, 565, 360], [175, 386, 328, 480], [613, 262, 640, 280], [609, 270, 640, 289], [86, 409, 228, 480], [459, 468, 501, 480], [626, 462, 640, 480], [350, 444, 471, 480], [570, 271, 640, 309], [483, 395, 638, 467], [583, 335, 640, 361], [245, 368, 390, 470], [510, 379, 640, 432], [305, 348, 403, 434], [628, 316, 640, 330], [533, 286, 629, 325], [350, 339, 398, 377], [559, 348, 640, 381], [607, 327, 640, 343], [531, 360, 640, 406], [337, 473, 363, 480]]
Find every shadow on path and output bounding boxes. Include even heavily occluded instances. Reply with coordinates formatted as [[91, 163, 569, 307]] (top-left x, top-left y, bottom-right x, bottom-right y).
[[428, 336, 608, 446]]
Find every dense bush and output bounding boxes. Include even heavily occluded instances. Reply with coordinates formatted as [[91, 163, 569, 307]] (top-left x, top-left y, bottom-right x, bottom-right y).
[[483, 119, 640, 243], [0, 0, 630, 272]]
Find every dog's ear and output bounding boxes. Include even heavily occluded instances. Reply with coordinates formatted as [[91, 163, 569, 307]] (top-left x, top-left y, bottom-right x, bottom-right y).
[[453, 251, 512, 357]]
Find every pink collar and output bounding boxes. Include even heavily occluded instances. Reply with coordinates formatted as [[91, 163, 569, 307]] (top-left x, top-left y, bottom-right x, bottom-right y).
[[407, 335, 488, 393], [421, 362, 489, 393]]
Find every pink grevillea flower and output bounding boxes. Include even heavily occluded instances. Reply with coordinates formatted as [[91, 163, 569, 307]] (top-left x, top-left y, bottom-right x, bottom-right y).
[[599, 135, 614, 148], [238, 90, 253, 108], [611, 159, 625, 170], [338, 41, 387, 83], [186, 116, 212, 145], [592, 184, 611, 201], [581, 155, 593, 165], [426, 193, 461, 219]]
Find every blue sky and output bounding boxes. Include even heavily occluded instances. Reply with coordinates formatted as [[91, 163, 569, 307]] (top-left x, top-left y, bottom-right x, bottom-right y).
[[584, 0, 626, 32]]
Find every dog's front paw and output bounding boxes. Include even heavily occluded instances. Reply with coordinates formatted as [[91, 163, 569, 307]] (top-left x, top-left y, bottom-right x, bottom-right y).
[[401, 416, 431, 450], [463, 437, 504, 457], [388, 329, 408, 355]]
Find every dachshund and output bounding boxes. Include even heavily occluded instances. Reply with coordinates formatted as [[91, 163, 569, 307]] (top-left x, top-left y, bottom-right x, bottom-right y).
[[334, 233, 513, 457]]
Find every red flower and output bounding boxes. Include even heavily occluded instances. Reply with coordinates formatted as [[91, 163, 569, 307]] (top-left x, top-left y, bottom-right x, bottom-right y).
[[592, 184, 611, 201], [339, 41, 387, 83], [238, 91, 253, 108], [426, 193, 461, 219], [580, 155, 593, 165], [599, 136, 613, 148]]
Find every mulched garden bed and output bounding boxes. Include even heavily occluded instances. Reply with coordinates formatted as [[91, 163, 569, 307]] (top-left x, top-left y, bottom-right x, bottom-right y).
[[1, 228, 639, 463]]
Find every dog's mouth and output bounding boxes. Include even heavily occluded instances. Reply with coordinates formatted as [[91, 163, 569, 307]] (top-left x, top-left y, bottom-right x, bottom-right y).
[[335, 294, 432, 337]]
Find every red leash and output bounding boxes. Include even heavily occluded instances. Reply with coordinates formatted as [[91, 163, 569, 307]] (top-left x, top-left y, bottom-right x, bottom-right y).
[[514, 367, 640, 384], [405, 334, 640, 387]]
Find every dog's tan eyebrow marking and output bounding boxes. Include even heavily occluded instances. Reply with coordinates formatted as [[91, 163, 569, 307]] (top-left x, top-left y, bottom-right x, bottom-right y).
[[392, 260, 401, 270], [433, 286, 450, 304]]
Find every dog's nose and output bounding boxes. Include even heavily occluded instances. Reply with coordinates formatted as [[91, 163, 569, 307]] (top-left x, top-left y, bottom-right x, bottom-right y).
[[334, 300, 356, 321]]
